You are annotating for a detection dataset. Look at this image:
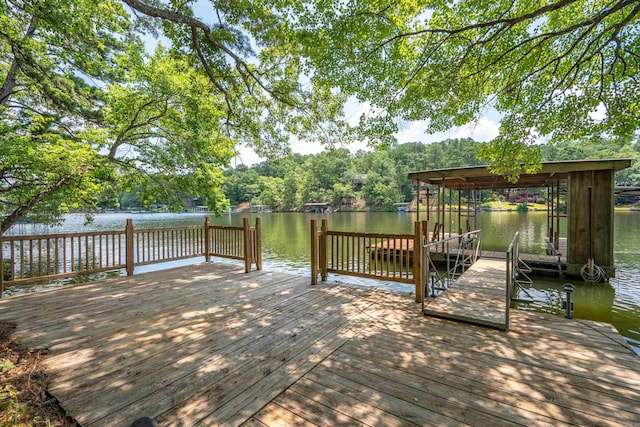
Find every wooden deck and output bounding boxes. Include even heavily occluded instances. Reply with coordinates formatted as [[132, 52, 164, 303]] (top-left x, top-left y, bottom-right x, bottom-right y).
[[1, 262, 639, 426], [423, 258, 509, 330]]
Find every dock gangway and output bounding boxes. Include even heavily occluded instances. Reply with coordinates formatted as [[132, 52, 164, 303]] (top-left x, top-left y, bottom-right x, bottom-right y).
[[422, 232, 521, 331]]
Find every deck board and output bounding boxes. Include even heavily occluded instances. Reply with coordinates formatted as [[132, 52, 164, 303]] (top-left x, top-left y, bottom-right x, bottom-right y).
[[423, 258, 509, 329], [1, 262, 639, 426]]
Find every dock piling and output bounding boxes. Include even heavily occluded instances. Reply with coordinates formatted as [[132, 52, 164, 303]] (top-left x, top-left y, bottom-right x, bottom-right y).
[[562, 283, 576, 318]]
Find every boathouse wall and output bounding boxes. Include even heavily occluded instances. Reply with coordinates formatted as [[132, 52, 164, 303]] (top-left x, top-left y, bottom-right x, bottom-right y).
[[567, 169, 615, 276]]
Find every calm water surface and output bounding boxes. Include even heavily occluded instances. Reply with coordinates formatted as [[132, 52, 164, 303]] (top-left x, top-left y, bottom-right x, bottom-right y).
[[9, 211, 640, 355]]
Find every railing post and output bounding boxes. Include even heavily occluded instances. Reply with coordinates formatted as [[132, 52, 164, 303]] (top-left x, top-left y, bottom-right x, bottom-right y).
[[320, 219, 328, 281], [125, 219, 134, 276], [254, 218, 262, 270], [413, 221, 423, 303], [505, 245, 512, 331], [0, 231, 4, 298], [243, 218, 251, 273], [310, 220, 317, 285], [204, 216, 211, 263]]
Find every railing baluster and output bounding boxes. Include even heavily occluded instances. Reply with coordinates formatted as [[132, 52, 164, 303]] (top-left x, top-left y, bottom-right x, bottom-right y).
[[29, 239, 34, 277], [10, 240, 15, 280], [62, 237, 71, 273]]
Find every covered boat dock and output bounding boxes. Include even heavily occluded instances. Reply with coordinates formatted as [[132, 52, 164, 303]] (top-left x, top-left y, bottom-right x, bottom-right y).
[[408, 158, 632, 279]]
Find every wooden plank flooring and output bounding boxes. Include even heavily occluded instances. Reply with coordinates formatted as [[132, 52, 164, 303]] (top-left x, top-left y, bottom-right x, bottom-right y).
[[1, 262, 639, 426], [424, 258, 510, 330]]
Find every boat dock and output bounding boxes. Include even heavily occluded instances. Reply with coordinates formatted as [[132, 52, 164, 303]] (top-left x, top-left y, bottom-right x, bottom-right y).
[[373, 235, 566, 276], [423, 258, 510, 330], [1, 262, 639, 426]]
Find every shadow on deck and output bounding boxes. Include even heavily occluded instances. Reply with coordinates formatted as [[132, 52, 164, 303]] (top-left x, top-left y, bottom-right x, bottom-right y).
[[1, 262, 638, 426]]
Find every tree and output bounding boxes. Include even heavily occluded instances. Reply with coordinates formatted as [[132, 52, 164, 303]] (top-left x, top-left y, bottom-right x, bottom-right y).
[[332, 182, 356, 207], [362, 173, 402, 211], [1, 0, 347, 232], [222, 166, 261, 205], [102, 48, 235, 213], [121, 0, 347, 157], [258, 176, 285, 208], [292, 0, 640, 179], [1, 37, 235, 231], [1, 0, 135, 231], [282, 168, 302, 209]]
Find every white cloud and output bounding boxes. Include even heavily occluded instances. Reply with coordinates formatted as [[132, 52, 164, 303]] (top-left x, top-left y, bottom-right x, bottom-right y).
[[346, 100, 373, 127], [589, 102, 606, 121], [394, 116, 500, 144], [290, 140, 325, 155], [452, 117, 500, 141], [231, 145, 264, 167]]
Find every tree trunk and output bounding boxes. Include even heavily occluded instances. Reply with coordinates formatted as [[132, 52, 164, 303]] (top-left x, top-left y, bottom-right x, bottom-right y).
[[0, 18, 36, 107], [1, 169, 86, 234]]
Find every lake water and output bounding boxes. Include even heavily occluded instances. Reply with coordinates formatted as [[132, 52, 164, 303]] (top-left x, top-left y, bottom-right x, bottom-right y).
[[7, 211, 640, 355]]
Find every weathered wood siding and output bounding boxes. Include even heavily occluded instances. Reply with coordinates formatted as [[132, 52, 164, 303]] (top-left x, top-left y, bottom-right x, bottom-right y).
[[567, 169, 614, 270]]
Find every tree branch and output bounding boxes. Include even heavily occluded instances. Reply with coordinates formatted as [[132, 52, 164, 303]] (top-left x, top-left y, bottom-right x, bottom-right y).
[[0, 17, 36, 107], [1, 166, 90, 233], [191, 26, 233, 125], [108, 96, 171, 160], [367, 0, 581, 55], [121, 0, 301, 109]]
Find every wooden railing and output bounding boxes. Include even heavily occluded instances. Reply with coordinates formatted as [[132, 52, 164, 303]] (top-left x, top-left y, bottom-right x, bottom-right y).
[[311, 219, 424, 301], [0, 230, 127, 286], [205, 218, 262, 273], [1, 217, 261, 296]]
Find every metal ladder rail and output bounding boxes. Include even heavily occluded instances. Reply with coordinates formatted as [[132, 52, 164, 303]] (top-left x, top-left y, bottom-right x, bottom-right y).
[[512, 241, 535, 303], [448, 233, 479, 280]]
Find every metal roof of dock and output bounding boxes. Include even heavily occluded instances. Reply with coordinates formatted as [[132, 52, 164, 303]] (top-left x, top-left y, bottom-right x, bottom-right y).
[[615, 186, 640, 196], [408, 158, 633, 190]]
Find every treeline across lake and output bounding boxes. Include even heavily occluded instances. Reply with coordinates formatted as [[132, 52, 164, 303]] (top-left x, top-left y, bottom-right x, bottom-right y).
[[218, 139, 640, 212], [116, 138, 640, 212]]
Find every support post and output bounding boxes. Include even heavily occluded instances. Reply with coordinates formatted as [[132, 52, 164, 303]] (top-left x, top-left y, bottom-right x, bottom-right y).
[[204, 216, 211, 263], [440, 179, 445, 240], [0, 231, 4, 298], [254, 218, 262, 270], [426, 185, 430, 221], [457, 188, 462, 235], [505, 245, 511, 331], [448, 187, 453, 238], [413, 221, 423, 303], [243, 218, 251, 273], [421, 220, 429, 244], [416, 180, 421, 222], [547, 185, 552, 240], [310, 220, 317, 285], [125, 219, 134, 276], [555, 179, 560, 249], [320, 219, 328, 281]]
